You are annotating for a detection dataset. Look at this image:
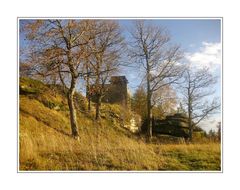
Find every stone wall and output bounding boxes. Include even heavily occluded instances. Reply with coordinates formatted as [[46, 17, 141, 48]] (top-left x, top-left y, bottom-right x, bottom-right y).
[[91, 76, 128, 106]]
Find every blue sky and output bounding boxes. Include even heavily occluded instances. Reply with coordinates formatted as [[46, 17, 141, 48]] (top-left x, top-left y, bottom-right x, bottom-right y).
[[119, 19, 221, 52]]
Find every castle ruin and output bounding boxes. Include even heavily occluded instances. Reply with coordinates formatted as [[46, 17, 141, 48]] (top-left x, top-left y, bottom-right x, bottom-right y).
[[102, 76, 128, 106], [90, 76, 129, 107]]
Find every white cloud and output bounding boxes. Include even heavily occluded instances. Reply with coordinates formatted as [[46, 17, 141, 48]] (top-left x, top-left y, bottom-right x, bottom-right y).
[[200, 116, 221, 133], [186, 42, 222, 71], [189, 43, 195, 48]]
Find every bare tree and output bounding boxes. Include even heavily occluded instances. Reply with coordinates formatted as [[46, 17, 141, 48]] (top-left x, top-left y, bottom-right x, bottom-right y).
[[86, 20, 124, 120], [22, 19, 95, 139], [181, 66, 220, 141], [129, 21, 183, 139]]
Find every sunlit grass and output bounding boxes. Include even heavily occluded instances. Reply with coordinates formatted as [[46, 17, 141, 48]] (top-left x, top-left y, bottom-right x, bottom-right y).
[[19, 77, 221, 171]]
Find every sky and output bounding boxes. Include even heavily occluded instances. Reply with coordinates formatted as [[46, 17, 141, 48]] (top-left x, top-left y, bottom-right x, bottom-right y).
[[19, 19, 222, 132], [119, 19, 221, 52]]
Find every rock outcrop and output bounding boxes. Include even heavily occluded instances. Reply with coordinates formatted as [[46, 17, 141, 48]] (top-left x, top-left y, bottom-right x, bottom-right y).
[[142, 113, 204, 138], [152, 113, 190, 138]]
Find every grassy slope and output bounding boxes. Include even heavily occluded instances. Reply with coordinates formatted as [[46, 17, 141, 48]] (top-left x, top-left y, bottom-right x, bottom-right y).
[[19, 77, 221, 171]]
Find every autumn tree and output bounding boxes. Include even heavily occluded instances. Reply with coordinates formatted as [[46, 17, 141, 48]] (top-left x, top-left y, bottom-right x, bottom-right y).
[[22, 19, 95, 139], [131, 86, 147, 119], [152, 85, 177, 119], [180, 66, 220, 141], [132, 85, 177, 121], [129, 21, 183, 139]]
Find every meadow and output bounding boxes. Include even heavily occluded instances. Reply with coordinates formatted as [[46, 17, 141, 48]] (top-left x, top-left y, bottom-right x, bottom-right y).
[[19, 78, 221, 171]]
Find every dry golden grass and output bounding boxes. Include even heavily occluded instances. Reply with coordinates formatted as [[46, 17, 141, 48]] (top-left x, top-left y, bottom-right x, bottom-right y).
[[19, 78, 221, 171]]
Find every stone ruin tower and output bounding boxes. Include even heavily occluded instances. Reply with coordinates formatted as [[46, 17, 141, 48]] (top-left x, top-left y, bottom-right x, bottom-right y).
[[103, 76, 128, 107]]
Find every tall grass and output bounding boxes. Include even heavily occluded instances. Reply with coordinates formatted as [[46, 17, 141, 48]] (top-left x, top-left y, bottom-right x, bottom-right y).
[[19, 78, 221, 171], [19, 109, 220, 170]]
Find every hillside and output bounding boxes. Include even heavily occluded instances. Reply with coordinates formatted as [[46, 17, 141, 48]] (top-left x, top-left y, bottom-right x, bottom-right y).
[[19, 77, 221, 171]]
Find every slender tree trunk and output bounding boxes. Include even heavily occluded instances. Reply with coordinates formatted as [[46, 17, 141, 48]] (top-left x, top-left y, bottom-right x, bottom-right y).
[[188, 85, 193, 141], [87, 94, 91, 112], [147, 94, 152, 139], [86, 75, 91, 112], [58, 65, 67, 94], [188, 110, 193, 141], [95, 94, 101, 120], [95, 59, 101, 120], [67, 75, 79, 139], [146, 59, 152, 140]]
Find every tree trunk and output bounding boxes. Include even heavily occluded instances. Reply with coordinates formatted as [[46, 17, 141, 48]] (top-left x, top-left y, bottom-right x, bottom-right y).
[[188, 86, 193, 141], [86, 79, 91, 112], [95, 94, 101, 120], [146, 59, 152, 140], [147, 97, 152, 139], [67, 76, 79, 139], [87, 94, 91, 112], [188, 112, 193, 141], [58, 65, 67, 94]]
